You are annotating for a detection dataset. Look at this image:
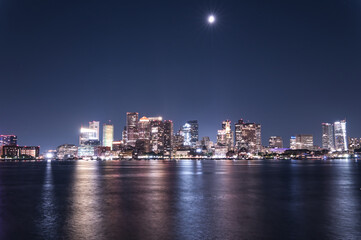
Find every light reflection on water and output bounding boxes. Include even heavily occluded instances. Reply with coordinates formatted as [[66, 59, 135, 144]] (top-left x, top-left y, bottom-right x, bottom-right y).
[[0, 159, 360, 239], [65, 161, 103, 240]]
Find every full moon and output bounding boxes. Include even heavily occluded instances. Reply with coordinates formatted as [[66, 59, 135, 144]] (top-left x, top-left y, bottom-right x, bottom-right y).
[[208, 15, 215, 24]]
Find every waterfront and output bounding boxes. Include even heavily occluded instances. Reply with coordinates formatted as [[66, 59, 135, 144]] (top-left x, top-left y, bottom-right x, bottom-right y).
[[0, 159, 360, 240]]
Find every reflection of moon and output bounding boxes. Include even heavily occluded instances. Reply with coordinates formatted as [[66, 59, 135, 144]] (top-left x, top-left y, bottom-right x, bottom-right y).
[[208, 15, 215, 24]]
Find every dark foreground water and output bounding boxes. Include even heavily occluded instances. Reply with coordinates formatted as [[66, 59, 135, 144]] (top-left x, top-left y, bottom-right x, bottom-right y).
[[0, 160, 360, 240]]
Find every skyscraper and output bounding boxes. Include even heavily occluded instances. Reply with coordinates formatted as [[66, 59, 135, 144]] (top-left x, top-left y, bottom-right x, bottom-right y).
[[269, 136, 283, 148], [334, 120, 347, 152], [322, 123, 334, 151], [163, 120, 173, 156], [138, 116, 151, 140], [217, 120, 234, 150], [126, 112, 139, 147], [187, 120, 199, 148], [103, 122, 114, 150], [79, 127, 98, 145], [150, 117, 164, 153], [89, 121, 100, 141], [234, 119, 261, 153], [136, 116, 151, 153], [181, 123, 192, 146]]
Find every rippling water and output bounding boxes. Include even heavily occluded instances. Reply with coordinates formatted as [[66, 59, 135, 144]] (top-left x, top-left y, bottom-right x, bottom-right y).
[[0, 159, 360, 240]]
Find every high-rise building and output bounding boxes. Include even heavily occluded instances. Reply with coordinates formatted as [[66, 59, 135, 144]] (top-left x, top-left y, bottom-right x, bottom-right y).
[[122, 126, 127, 143], [269, 136, 283, 148], [173, 130, 185, 150], [234, 119, 261, 153], [292, 134, 313, 150], [138, 117, 151, 140], [163, 120, 173, 156], [290, 136, 297, 149], [89, 121, 100, 141], [217, 120, 234, 151], [334, 120, 347, 152], [348, 137, 361, 151], [322, 123, 335, 151], [0, 135, 17, 146], [79, 127, 98, 145], [181, 123, 192, 146], [150, 117, 164, 153], [102, 122, 114, 150], [126, 112, 139, 147], [187, 120, 199, 148], [0, 135, 18, 157]]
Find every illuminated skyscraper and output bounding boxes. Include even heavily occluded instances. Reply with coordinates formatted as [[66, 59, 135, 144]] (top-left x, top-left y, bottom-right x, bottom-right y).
[[136, 116, 151, 153], [217, 120, 234, 150], [334, 120, 347, 152], [322, 123, 334, 151], [126, 112, 139, 147], [182, 123, 192, 146], [89, 121, 100, 141], [138, 116, 151, 140], [79, 127, 98, 145], [163, 120, 173, 156], [150, 117, 164, 153], [234, 119, 261, 153], [173, 130, 185, 150], [102, 122, 114, 150], [187, 120, 199, 148], [269, 136, 283, 148]]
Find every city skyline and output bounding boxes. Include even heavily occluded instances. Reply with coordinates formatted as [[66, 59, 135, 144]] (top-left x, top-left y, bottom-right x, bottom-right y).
[[0, 113, 356, 152], [1, 0, 361, 151]]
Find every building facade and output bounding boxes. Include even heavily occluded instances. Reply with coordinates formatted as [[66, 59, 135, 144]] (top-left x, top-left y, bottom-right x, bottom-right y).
[[269, 136, 283, 148], [234, 119, 261, 153], [102, 122, 114, 150], [322, 123, 335, 151], [126, 112, 139, 147], [334, 120, 347, 152]]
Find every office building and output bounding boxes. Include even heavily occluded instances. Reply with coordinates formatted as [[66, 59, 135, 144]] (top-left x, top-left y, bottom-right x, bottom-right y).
[[163, 120, 173, 156], [150, 117, 164, 153], [234, 119, 261, 153], [269, 136, 283, 148], [79, 127, 98, 145], [187, 120, 199, 148], [334, 120, 347, 152], [0, 135, 17, 146], [56, 144, 78, 159], [126, 112, 139, 147], [348, 137, 361, 151], [322, 123, 335, 151], [292, 134, 313, 150], [89, 121, 100, 141], [217, 120, 234, 151], [103, 122, 114, 150]]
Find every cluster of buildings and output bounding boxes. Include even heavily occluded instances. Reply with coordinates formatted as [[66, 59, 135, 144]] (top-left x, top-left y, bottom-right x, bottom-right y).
[[1, 114, 359, 160], [0, 135, 39, 159], [51, 114, 360, 160]]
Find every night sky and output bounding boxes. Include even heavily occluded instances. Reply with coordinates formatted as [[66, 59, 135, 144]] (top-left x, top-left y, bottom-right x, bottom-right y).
[[1, 0, 360, 151]]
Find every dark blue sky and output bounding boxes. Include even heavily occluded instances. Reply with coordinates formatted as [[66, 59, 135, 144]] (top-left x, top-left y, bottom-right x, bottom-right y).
[[1, 0, 360, 151]]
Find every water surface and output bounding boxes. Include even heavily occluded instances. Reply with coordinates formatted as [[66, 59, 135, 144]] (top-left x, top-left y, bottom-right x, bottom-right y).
[[0, 159, 360, 239]]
